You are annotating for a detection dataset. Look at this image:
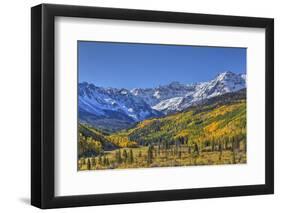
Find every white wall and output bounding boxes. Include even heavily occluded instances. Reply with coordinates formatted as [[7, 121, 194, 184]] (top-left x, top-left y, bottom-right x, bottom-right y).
[[0, 0, 279, 212]]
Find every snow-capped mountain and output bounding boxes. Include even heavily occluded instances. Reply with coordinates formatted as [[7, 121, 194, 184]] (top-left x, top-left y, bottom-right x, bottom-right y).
[[136, 71, 246, 113], [131, 81, 196, 106], [78, 82, 162, 130], [79, 71, 246, 130]]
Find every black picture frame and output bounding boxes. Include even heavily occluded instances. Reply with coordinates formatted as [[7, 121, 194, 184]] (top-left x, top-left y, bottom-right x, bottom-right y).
[[31, 3, 274, 209]]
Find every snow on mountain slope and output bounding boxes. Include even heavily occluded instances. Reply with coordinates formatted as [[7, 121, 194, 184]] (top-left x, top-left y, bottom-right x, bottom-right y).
[[194, 71, 245, 99], [131, 81, 196, 106], [79, 82, 162, 123], [152, 97, 184, 113], [79, 71, 246, 128], [139, 71, 246, 114]]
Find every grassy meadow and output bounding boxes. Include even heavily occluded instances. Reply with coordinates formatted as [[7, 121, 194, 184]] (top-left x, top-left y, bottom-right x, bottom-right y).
[[79, 146, 246, 171]]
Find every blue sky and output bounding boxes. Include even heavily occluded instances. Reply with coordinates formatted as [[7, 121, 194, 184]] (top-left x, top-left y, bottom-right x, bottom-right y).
[[78, 41, 246, 89]]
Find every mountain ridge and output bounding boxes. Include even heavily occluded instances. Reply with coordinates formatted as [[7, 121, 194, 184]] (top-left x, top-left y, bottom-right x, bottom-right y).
[[79, 71, 246, 131]]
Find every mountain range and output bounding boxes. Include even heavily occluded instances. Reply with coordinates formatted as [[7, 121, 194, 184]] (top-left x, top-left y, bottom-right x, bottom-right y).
[[79, 71, 246, 131]]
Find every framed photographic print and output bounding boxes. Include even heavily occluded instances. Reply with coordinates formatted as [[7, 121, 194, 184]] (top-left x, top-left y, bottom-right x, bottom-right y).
[[31, 4, 274, 209]]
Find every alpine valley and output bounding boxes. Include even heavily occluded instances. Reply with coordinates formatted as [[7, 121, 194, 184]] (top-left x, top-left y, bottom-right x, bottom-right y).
[[78, 71, 247, 170]]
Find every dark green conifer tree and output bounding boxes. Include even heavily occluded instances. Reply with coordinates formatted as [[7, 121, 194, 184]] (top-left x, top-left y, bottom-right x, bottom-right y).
[[122, 149, 128, 163], [128, 149, 134, 164], [147, 145, 153, 165], [87, 158, 91, 170]]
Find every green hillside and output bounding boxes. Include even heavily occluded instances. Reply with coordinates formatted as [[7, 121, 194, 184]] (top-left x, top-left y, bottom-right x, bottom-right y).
[[78, 124, 118, 158]]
